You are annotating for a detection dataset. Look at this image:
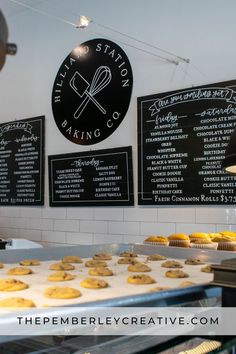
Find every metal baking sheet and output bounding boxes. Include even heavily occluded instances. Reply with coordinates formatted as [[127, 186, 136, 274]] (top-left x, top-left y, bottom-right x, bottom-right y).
[[0, 242, 229, 309], [0, 243, 228, 342]]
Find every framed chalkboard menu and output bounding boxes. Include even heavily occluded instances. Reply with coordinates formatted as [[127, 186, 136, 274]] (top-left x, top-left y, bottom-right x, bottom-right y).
[[0, 116, 45, 205], [48, 146, 134, 206], [138, 79, 236, 205]]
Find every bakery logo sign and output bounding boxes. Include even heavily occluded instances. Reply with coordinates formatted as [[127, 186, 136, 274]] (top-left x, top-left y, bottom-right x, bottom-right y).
[[52, 38, 133, 145]]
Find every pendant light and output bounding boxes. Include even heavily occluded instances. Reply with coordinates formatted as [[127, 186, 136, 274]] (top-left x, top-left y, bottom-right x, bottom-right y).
[[0, 10, 17, 71]]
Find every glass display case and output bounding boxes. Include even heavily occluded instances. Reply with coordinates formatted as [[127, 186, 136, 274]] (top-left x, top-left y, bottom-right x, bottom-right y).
[[0, 243, 234, 354]]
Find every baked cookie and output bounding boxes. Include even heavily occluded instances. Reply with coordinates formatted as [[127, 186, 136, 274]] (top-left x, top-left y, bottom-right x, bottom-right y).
[[128, 262, 151, 272], [185, 258, 205, 265], [49, 262, 75, 271], [117, 257, 137, 264], [47, 271, 75, 282], [147, 254, 167, 261], [165, 270, 189, 278], [149, 286, 170, 292], [85, 260, 107, 268], [61, 256, 83, 264], [92, 253, 112, 260], [80, 277, 108, 289], [0, 297, 36, 308], [19, 259, 40, 266], [0, 262, 4, 269], [7, 267, 32, 276], [0, 278, 28, 291], [44, 286, 81, 299], [161, 260, 183, 268], [119, 251, 137, 257], [201, 265, 213, 273], [178, 281, 196, 287], [127, 274, 156, 285], [88, 267, 113, 276]]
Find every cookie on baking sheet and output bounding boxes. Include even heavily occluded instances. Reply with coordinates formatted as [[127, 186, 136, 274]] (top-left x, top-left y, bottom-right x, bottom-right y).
[[117, 257, 137, 264], [201, 265, 213, 273], [127, 262, 151, 272], [178, 281, 196, 287], [0, 262, 4, 269], [0, 278, 28, 291], [61, 256, 83, 264], [80, 277, 108, 289], [19, 259, 40, 266], [161, 260, 183, 268], [49, 262, 75, 271], [88, 267, 113, 276], [184, 258, 205, 265], [44, 286, 81, 299], [0, 297, 36, 308], [149, 286, 170, 292], [7, 267, 32, 276], [47, 271, 75, 282], [127, 274, 156, 285], [146, 254, 167, 261], [92, 253, 112, 260], [119, 251, 137, 257], [165, 270, 189, 278], [84, 260, 107, 268]]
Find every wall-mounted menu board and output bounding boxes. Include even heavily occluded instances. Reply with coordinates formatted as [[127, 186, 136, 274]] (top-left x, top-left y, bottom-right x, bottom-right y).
[[138, 79, 236, 205], [0, 116, 45, 205], [48, 146, 134, 206]]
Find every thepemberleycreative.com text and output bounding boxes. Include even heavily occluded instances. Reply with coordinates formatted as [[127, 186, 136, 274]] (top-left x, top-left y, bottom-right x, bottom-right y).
[[16, 316, 219, 326]]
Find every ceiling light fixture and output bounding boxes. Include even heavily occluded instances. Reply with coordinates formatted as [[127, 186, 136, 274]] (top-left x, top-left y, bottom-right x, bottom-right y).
[[75, 15, 91, 29]]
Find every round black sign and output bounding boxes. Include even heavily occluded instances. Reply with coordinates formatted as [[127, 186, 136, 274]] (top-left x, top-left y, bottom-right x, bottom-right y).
[[52, 38, 133, 145]]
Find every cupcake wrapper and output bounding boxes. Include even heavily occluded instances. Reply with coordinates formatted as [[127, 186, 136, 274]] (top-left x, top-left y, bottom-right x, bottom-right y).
[[190, 238, 211, 243], [217, 242, 236, 251], [143, 241, 169, 246], [190, 243, 218, 250], [169, 240, 190, 248]]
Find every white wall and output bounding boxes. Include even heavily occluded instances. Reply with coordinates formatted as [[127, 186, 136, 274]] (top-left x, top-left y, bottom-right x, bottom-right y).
[[0, 0, 236, 246]]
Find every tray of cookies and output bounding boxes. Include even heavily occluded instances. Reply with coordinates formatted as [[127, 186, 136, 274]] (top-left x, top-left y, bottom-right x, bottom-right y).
[[0, 242, 232, 311]]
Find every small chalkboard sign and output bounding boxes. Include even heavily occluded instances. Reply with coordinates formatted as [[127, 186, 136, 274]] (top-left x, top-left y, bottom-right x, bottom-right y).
[[138, 79, 236, 205], [0, 116, 45, 205], [48, 146, 134, 206]]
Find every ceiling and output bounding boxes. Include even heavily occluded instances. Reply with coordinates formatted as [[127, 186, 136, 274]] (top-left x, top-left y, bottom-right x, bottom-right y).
[[1, 0, 49, 17]]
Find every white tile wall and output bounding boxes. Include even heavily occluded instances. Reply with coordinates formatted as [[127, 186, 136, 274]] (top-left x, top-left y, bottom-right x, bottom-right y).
[[124, 208, 157, 222], [95, 208, 123, 221], [196, 207, 236, 224], [66, 232, 93, 244], [108, 221, 140, 235], [140, 222, 175, 236], [80, 220, 108, 234], [54, 219, 79, 232], [158, 208, 195, 223], [1, 206, 236, 247]]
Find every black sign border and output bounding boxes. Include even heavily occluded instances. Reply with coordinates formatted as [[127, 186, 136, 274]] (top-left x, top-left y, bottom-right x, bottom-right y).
[[0, 115, 45, 206], [137, 79, 236, 206], [48, 146, 134, 207]]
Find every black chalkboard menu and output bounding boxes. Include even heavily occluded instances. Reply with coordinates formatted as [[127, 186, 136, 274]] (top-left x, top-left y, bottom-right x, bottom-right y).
[[138, 79, 236, 205], [0, 116, 45, 205], [48, 146, 134, 206]]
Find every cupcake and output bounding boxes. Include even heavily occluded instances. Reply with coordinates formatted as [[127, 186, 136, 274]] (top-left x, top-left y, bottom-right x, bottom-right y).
[[168, 233, 190, 248], [220, 230, 236, 238], [189, 233, 210, 243], [190, 239, 218, 250], [144, 235, 169, 246], [212, 235, 236, 251], [208, 233, 222, 240]]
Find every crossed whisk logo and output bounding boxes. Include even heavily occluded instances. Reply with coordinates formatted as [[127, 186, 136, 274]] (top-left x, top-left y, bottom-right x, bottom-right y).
[[69, 66, 112, 119], [52, 38, 133, 145]]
